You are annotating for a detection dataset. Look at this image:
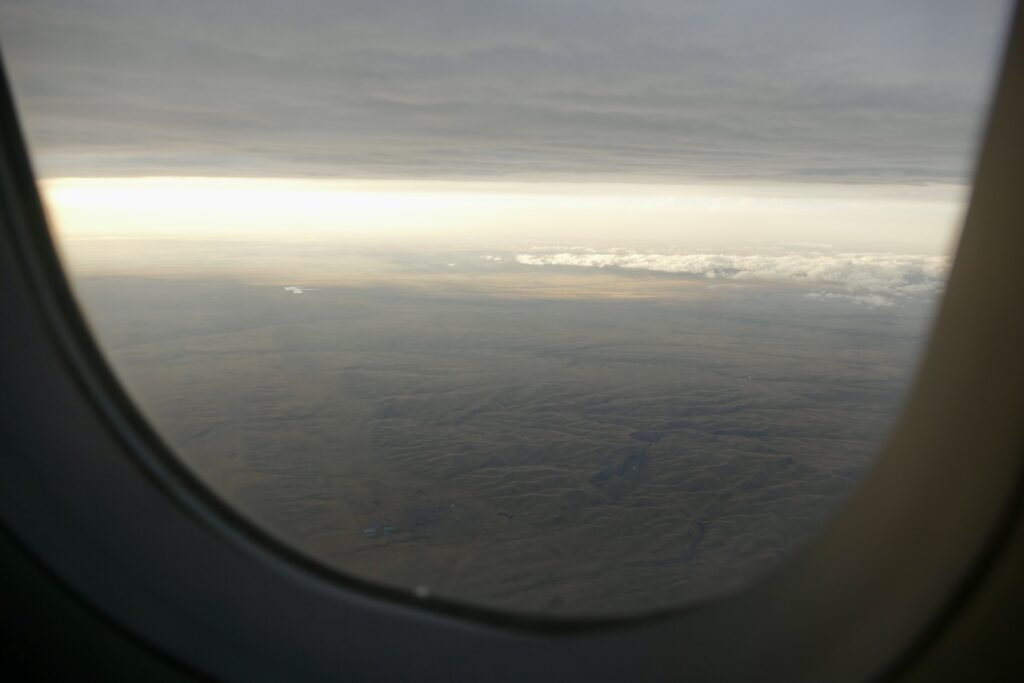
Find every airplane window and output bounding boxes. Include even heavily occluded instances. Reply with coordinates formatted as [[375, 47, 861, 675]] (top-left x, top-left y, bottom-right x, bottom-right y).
[[0, 1, 1012, 617]]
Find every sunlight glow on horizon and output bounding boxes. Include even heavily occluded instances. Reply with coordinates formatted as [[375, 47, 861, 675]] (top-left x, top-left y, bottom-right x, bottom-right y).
[[41, 176, 968, 255]]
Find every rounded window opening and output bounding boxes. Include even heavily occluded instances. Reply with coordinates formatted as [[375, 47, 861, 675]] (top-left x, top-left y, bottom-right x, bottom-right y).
[[0, 0, 1013, 616]]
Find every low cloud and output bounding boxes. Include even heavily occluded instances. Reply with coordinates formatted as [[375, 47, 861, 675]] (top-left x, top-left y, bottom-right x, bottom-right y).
[[514, 250, 948, 306]]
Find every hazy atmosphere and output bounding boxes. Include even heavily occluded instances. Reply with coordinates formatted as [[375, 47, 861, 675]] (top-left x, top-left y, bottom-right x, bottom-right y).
[[0, 0, 1012, 614]]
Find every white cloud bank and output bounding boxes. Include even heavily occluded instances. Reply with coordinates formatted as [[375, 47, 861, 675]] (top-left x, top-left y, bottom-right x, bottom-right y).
[[512, 250, 949, 307]]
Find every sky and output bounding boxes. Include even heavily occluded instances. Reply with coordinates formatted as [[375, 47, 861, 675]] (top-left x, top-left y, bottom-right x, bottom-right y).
[[0, 0, 1014, 251]]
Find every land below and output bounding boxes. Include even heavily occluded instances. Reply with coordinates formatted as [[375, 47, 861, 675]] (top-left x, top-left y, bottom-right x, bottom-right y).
[[69, 251, 933, 616]]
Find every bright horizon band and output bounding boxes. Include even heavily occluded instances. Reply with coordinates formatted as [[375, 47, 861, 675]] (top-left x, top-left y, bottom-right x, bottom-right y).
[[42, 177, 965, 255]]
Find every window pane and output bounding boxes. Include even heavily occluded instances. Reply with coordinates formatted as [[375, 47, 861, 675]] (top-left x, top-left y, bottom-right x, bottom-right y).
[[1, 0, 1011, 616]]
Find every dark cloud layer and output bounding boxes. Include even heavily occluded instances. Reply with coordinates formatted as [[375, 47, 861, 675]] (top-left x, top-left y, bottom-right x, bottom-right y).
[[0, 0, 1012, 182]]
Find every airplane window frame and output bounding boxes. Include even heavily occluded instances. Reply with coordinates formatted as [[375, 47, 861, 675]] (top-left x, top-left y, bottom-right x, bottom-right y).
[[1, 6, 1023, 680]]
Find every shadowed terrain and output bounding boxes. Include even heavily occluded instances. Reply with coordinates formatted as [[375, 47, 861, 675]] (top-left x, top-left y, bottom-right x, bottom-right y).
[[70, 257, 934, 616]]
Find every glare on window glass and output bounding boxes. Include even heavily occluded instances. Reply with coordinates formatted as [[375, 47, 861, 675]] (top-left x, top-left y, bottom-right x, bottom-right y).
[[0, 0, 1012, 616]]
